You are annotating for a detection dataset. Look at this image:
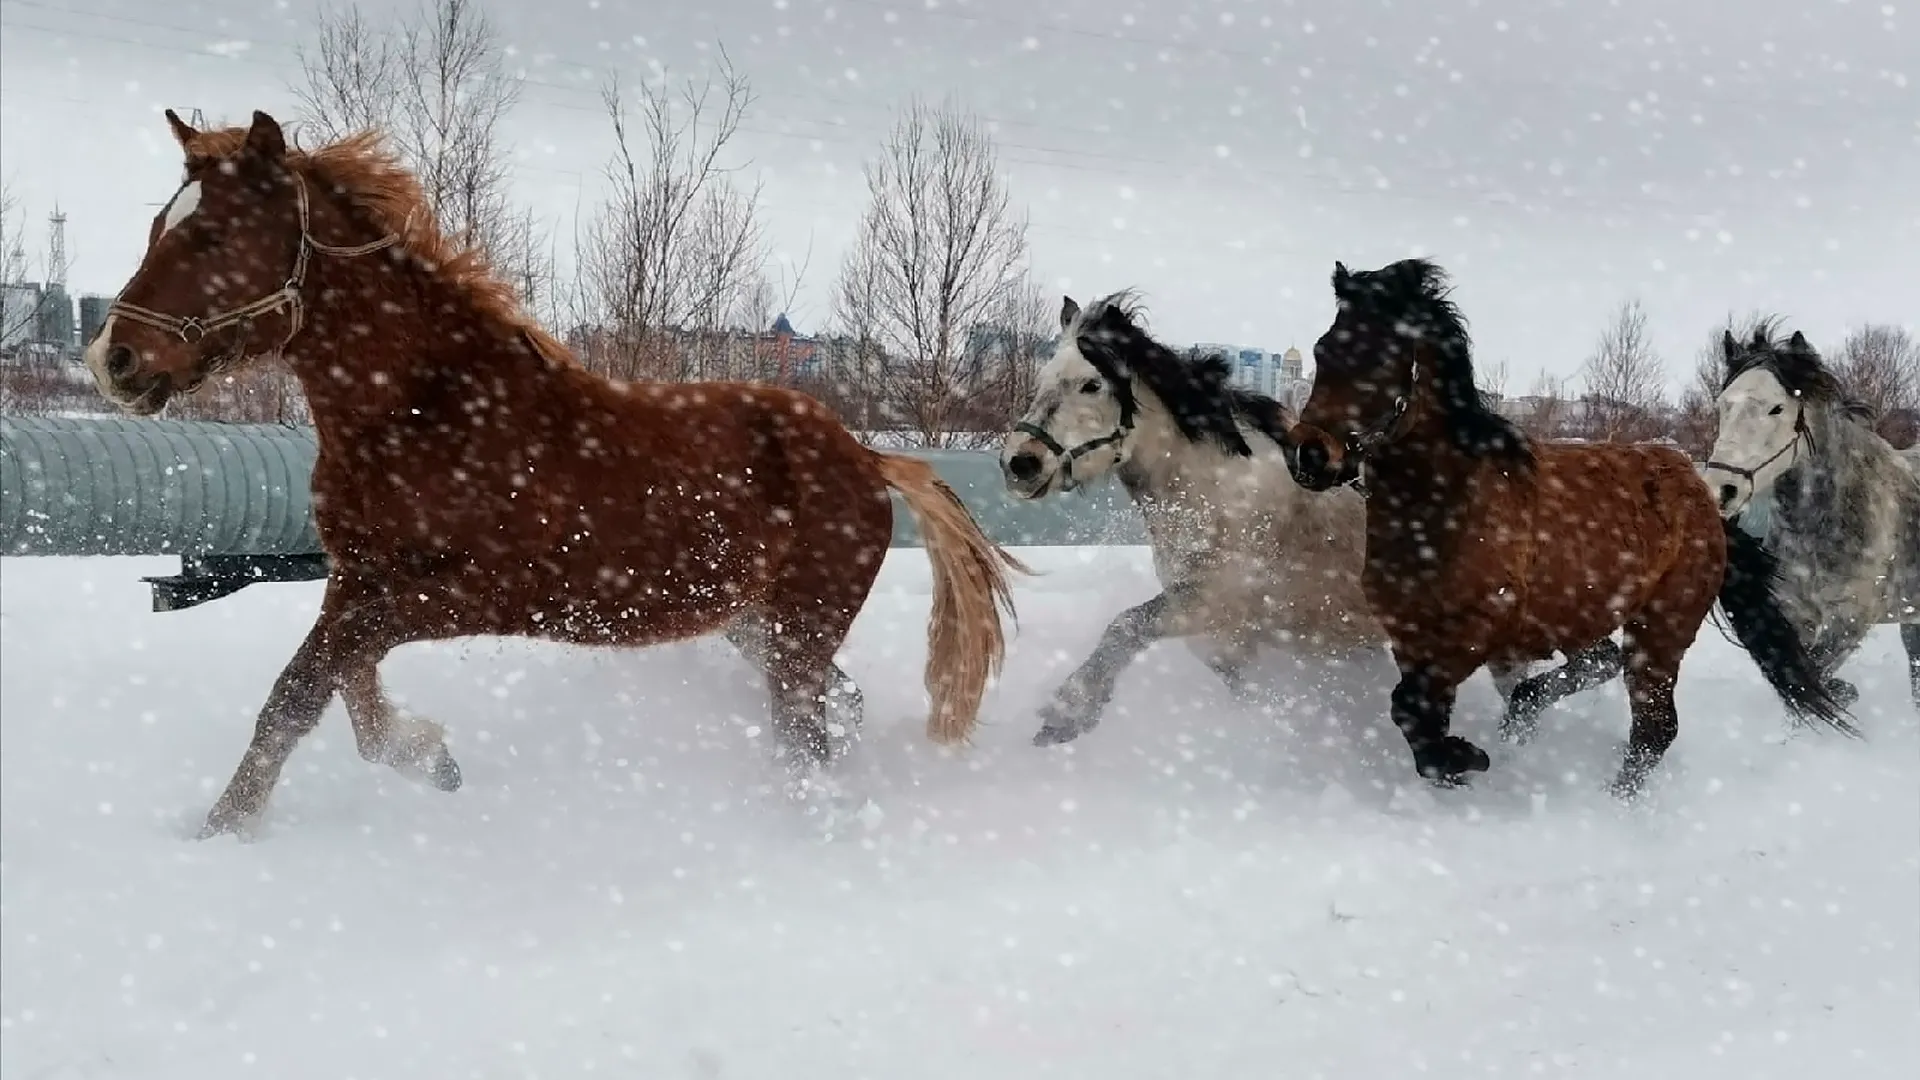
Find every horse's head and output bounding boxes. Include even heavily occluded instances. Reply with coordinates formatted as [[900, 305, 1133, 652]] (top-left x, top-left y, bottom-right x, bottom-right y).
[[1286, 259, 1436, 491], [84, 109, 308, 415], [1000, 294, 1140, 498], [1704, 324, 1829, 517]]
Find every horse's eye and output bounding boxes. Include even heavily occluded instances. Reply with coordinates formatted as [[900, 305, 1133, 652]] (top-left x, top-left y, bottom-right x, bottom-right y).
[[1769, 405, 1784, 415], [1080, 379, 1101, 394]]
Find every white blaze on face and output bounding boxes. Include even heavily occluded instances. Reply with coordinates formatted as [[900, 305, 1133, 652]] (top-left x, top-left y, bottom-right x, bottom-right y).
[[82, 314, 120, 390], [160, 180, 202, 236]]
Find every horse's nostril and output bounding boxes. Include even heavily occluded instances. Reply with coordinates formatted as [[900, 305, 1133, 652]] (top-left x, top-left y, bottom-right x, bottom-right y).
[[105, 344, 137, 378], [1297, 442, 1328, 477], [1008, 452, 1042, 482], [1719, 483, 1738, 507]]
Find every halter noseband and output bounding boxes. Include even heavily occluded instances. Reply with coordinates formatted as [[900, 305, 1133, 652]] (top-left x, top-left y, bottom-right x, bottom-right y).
[[1702, 397, 1813, 487], [1014, 419, 1131, 489], [107, 174, 405, 362]]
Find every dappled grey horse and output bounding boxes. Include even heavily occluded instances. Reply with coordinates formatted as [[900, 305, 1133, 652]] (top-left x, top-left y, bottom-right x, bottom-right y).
[[1702, 324, 1920, 711]]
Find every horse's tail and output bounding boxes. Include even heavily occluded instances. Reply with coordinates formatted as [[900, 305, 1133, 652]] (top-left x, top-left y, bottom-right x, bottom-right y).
[[1716, 519, 1859, 735], [872, 452, 1030, 744]]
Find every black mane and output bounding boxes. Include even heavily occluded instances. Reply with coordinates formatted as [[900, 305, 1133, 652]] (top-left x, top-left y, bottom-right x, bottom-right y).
[[1070, 290, 1292, 455], [1722, 318, 1873, 422], [1332, 257, 1534, 469]]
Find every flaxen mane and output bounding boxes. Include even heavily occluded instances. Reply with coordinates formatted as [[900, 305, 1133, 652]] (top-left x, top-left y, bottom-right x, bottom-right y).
[[1336, 257, 1534, 469], [182, 124, 577, 368], [1070, 291, 1293, 454]]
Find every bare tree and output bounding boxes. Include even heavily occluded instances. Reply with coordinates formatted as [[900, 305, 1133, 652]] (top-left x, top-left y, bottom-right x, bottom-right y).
[[575, 53, 769, 383], [1675, 310, 1771, 459], [0, 181, 38, 346], [291, 3, 400, 141], [827, 234, 893, 433], [395, 0, 521, 261], [1829, 324, 1920, 446], [837, 96, 1034, 448], [289, 0, 524, 266], [959, 276, 1052, 434], [1515, 369, 1568, 441], [1479, 355, 1510, 404], [1579, 298, 1669, 443]]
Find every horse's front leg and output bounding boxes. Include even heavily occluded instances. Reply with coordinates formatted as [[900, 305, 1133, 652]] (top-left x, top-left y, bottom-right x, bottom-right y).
[[1033, 584, 1200, 746], [1390, 662, 1491, 786], [201, 577, 404, 838]]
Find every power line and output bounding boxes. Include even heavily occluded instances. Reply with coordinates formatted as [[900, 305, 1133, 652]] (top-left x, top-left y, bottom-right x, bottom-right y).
[[0, 10, 1787, 224], [0, 4, 1899, 276]]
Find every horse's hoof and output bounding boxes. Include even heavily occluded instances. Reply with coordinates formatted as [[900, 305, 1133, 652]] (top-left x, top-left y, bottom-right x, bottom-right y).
[[1823, 677, 1859, 710], [1415, 735, 1490, 783], [1033, 696, 1099, 747], [196, 805, 255, 840], [1032, 723, 1084, 747], [1497, 716, 1538, 746], [425, 748, 463, 792]]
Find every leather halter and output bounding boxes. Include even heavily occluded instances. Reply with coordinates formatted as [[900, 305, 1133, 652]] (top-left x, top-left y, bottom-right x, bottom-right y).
[[1012, 419, 1130, 490], [1703, 399, 1813, 486], [1326, 356, 1420, 499], [108, 173, 405, 359]]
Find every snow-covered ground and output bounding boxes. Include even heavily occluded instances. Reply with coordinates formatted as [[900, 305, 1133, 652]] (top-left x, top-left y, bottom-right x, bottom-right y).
[[2, 548, 1915, 1079]]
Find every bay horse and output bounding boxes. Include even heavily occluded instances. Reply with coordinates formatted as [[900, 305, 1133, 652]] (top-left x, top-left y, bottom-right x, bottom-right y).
[[1284, 257, 1854, 796], [997, 290, 1594, 747], [1703, 322, 1920, 711], [83, 110, 1025, 838]]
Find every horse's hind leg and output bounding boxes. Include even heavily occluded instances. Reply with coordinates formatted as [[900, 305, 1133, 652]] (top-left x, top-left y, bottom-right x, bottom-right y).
[[1498, 638, 1626, 745], [1805, 619, 1870, 710], [338, 659, 462, 792], [1903, 623, 1920, 708], [1193, 632, 1262, 705], [725, 614, 864, 758], [1610, 623, 1685, 799]]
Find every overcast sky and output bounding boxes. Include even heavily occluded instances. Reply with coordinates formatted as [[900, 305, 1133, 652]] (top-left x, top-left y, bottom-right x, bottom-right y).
[[1, 0, 1913, 390]]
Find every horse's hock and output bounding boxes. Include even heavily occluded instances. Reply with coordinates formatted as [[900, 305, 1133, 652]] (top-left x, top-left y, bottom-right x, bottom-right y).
[[0, 415, 1147, 611]]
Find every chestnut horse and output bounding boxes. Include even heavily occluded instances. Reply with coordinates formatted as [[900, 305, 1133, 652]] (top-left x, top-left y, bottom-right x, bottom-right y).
[[84, 110, 1024, 837], [1285, 257, 1853, 796]]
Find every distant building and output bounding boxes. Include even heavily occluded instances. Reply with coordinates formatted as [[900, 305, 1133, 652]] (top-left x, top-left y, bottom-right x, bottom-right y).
[[35, 283, 73, 350], [759, 313, 818, 380], [0, 281, 77, 360], [1, 282, 42, 350], [1188, 340, 1312, 407], [78, 294, 111, 347]]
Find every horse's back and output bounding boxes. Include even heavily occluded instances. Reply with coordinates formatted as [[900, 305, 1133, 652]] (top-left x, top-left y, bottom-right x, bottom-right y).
[[1514, 440, 1724, 645]]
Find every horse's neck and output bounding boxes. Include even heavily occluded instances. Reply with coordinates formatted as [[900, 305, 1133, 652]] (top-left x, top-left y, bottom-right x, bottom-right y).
[[1364, 434, 1482, 536], [287, 261, 520, 434], [1118, 413, 1293, 557]]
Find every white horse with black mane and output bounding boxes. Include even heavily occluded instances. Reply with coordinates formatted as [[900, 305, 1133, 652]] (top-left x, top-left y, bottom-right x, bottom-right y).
[[1702, 322, 1920, 711], [997, 291, 1593, 747]]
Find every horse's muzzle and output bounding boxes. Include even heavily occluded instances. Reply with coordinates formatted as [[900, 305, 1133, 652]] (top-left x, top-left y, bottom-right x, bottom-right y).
[[1286, 424, 1345, 492]]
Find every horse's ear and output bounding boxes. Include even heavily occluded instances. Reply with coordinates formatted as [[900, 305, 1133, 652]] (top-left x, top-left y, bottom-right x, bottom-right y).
[[1722, 329, 1739, 361], [1060, 295, 1080, 332], [244, 110, 287, 161], [1332, 261, 1352, 297], [164, 108, 199, 153], [1786, 329, 1813, 354]]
